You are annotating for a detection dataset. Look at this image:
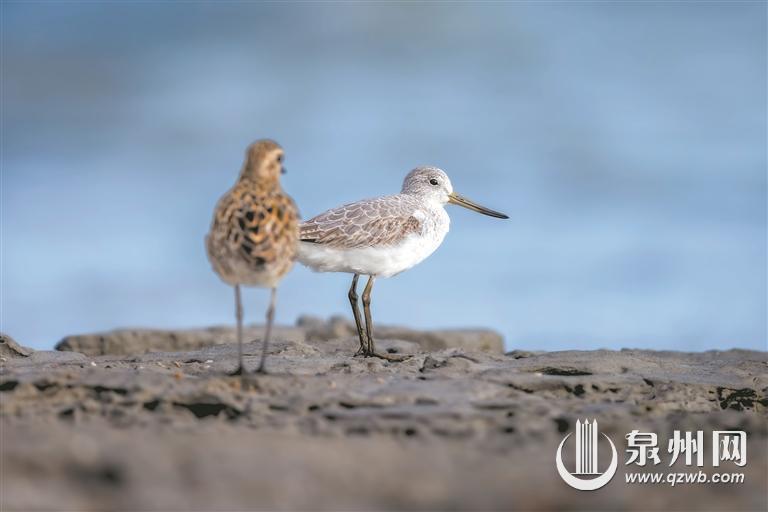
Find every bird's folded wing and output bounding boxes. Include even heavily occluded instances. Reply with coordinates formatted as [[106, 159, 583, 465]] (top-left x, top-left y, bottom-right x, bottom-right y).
[[300, 200, 421, 249]]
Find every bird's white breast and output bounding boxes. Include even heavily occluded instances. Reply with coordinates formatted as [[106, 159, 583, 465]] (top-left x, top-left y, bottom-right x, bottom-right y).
[[298, 206, 450, 278]]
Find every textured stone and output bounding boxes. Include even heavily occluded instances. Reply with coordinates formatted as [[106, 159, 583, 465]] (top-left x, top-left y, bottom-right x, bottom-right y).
[[55, 317, 504, 356], [298, 314, 504, 353], [2, 338, 766, 511], [55, 325, 306, 356], [0, 333, 33, 359]]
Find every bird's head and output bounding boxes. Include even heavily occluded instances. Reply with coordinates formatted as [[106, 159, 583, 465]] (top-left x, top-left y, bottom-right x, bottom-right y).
[[401, 167, 454, 204], [239, 139, 285, 183], [401, 166, 508, 219]]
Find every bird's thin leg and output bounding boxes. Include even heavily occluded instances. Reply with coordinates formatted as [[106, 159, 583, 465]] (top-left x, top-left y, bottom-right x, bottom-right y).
[[361, 275, 376, 355], [348, 274, 367, 355], [230, 284, 245, 376], [362, 276, 411, 363], [256, 287, 277, 374]]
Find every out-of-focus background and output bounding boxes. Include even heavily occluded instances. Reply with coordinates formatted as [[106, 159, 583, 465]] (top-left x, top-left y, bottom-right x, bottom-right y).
[[3, 2, 766, 352]]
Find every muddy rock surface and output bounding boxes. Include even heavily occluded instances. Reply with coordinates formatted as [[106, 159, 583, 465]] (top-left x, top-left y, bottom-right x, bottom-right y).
[[0, 333, 33, 359], [2, 330, 766, 511], [54, 316, 504, 356]]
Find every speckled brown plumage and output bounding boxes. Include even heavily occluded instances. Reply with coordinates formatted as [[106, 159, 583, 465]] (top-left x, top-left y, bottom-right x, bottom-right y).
[[206, 141, 299, 288], [207, 182, 299, 287], [205, 139, 299, 375]]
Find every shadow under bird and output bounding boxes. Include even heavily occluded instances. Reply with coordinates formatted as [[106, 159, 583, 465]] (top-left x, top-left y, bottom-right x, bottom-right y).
[[298, 166, 508, 360], [206, 140, 299, 374]]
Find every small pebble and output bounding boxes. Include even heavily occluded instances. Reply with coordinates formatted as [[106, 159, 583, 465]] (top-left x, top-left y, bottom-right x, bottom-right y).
[[205, 359, 214, 364], [89, 361, 97, 367]]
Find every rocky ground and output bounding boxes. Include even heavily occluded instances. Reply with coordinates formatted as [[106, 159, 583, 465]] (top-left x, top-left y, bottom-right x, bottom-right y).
[[1, 320, 766, 511]]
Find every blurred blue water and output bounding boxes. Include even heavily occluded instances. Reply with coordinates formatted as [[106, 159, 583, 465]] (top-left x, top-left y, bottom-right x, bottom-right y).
[[3, 2, 766, 351]]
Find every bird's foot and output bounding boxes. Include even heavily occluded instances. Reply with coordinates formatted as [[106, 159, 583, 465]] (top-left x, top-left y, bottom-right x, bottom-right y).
[[364, 350, 412, 363], [229, 365, 246, 376]]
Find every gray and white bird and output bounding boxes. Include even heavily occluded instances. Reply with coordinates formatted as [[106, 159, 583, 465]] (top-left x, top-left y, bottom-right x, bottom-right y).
[[297, 166, 508, 359]]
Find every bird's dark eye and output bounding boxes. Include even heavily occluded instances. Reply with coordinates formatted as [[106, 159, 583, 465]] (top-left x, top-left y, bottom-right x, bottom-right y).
[[429, 178, 439, 186], [277, 154, 283, 163]]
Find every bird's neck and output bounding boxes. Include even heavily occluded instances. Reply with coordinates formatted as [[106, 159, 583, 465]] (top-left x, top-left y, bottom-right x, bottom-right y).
[[236, 174, 281, 193], [237, 164, 259, 182]]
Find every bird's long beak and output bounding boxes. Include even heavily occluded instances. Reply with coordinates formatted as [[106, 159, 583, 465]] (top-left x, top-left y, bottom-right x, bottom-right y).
[[448, 192, 509, 219]]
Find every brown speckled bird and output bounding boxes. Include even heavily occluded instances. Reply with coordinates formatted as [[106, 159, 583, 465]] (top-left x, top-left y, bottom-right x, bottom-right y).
[[206, 139, 299, 374]]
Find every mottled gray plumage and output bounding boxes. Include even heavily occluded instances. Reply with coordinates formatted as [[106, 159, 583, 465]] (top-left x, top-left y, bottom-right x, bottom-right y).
[[300, 194, 423, 249], [296, 166, 508, 362]]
